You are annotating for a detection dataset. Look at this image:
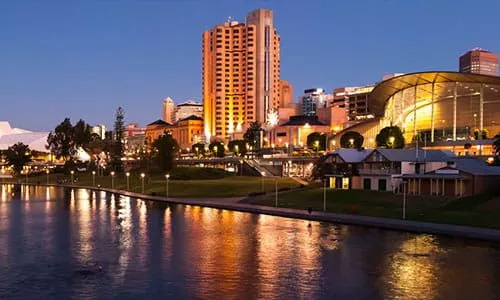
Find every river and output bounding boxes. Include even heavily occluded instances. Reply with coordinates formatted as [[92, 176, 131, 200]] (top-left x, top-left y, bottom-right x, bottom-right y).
[[0, 185, 499, 299]]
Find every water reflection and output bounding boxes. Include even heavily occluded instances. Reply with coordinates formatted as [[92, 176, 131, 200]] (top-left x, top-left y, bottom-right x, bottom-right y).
[[0, 185, 499, 299]]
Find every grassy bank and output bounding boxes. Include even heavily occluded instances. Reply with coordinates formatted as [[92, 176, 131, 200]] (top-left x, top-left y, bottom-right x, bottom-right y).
[[20, 168, 301, 198], [255, 185, 500, 229]]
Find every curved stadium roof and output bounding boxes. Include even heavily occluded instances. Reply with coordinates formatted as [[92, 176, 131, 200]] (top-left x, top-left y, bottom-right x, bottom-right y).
[[368, 71, 500, 116]]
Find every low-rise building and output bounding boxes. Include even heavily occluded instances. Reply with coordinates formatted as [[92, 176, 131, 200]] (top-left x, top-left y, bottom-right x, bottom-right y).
[[145, 120, 172, 145], [170, 115, 204, 150]]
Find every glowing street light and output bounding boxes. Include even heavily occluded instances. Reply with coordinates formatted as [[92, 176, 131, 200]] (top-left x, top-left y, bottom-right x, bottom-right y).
[[165, 174, 170, 198], [92, 171, 96, 187], [46, 169, 50, 185], [126, 172, 130, 191], [239, 159, 244, 176], [70, 170, 74, 184], [235, 144, 239, 155], [389, 136, 395, 148], [214, 145, 218, 156], [110, 171, 115, 189], [349, 138, 354, 148], [140, 173, 145, 193]]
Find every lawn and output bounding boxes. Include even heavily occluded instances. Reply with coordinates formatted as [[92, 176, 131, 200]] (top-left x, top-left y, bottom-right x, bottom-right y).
[[254, 185, 500, 229], [23, 168, 301, 198]]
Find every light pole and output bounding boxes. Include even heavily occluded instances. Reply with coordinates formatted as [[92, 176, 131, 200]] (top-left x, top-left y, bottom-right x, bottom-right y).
[[389, 136, 395, 148], [110, 171, 115, 189], [165, 173, 170, 198], [70, 170, 74, 184], [402, 181, 407, 220], [349, 138, 354, 149], [140, 173, 145, 193], [261, 171, 265, 192], [235, 144, 239, 156], [214, 145, 218, 157], [92, 171, 96, 187], [323, 177, 327, 212], [126, 172, 130, 191], [46, 169, 50, 185], [239, 160, 243, 176], [275, 179, 278, 207], [25, 170, 28, 184]]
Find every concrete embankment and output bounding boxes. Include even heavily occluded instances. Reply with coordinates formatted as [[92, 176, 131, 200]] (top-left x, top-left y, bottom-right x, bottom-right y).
[[9, 183, 500, 242]]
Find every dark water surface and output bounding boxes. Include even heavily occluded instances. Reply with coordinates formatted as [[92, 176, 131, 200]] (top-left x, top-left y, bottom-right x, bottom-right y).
[[1, 185, 499, 299]]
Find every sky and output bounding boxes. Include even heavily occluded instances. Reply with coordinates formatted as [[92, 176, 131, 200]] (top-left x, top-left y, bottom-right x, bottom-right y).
[[1, 0, 499, 131]]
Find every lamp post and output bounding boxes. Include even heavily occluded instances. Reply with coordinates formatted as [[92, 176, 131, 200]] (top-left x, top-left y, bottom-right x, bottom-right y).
[[46, 169, 50, 185], [214, 145, 218, 157], [239, 160, 243, 176], [389, 136, 395, 148], [126, 172, 130, 191], [323, 177, 327, 212], [314, 140, 319, 153], [70, 170, 74, 184], [25, 170, 28, 184], [140, 173, 145, 193], [261, 171, 265, 192], [235, 144, 239, 156], [165, 173, 170, 198], [110, 171, 115, 189], [92, 171, 96, 187], [275, 179, 278, 208], [349, 138, 354, 148], [402, 181, 407, 220]]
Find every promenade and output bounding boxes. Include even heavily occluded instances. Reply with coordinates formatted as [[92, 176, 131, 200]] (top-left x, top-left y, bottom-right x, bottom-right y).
[[48, 183, 500, 242]]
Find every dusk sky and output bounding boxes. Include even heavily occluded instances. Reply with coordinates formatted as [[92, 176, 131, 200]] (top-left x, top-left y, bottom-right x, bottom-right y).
[[1, 0, 499, 131]]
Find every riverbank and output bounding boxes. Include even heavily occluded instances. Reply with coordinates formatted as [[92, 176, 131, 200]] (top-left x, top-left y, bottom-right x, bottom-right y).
[[5, 183, 500, 242]]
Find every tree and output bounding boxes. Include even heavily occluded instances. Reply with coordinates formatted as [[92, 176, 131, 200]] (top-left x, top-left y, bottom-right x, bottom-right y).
[[191, 143, 206, 157], [473, 129, 488, 140], [47, 118, 75, 161], [243, 121, 263, 148], [375, 126, 404, 149], [340, 131, 364, 149], [209, 141, 225, 158], [228, 140, 247, 156], [73, 119, 93, 150], [110, 107, 125, 172], [152, 132, 179, 171], [4, 143, 32, 175], [494, 134, 500, 156], [307, 132, 327, 151]]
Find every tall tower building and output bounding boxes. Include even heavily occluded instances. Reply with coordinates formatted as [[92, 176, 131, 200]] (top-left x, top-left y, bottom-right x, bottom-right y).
[[459, 48, 498, 76], [202, 9, 281, 140], [162, 97, 175, 124], [279, 80, 293, 107]]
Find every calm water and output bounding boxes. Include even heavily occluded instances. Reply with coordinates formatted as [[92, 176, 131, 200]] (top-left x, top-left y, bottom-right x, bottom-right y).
[[0, 185, 499, 299]]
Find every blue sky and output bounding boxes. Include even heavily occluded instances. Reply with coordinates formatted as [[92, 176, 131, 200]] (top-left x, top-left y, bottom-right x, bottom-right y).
[[1, 0, 499, 131]]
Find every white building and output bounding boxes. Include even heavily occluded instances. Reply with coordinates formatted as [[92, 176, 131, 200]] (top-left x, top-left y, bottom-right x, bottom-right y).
[[174, 100, 203, 122]]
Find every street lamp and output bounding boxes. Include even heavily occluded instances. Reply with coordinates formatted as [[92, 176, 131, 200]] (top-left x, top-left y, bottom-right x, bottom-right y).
[[126, 172, 130, 191], [314, 140, 319, 152], [239, 160, 243, 176], [402, 181, 407, 220], [235, 144, 239, 155], [323, 177, 327, 212], [165, 174, 170, 198], [110, 171, 115, 189], [275, 179, 278, 207], [92, 171, 96, 187], [349, 138, 354, 148], [25, 170, 28, 184], [261, 171, 266, 192], [46, 169, 50, 185], [70, 170, 74, 184], [214, 145, 218, 157], [389, 136, 395, 148], [140, 173, 145, 193]]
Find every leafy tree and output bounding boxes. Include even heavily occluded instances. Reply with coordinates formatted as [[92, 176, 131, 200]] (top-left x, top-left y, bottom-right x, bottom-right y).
[[4, 143, 32, 175], [110, 107, 125, 172], [307, 132, 327, 151], [152, 132, 179, 171], [340, 131, 364, 149], [209, 141, 225, 158], [243, 121, 263, 148], [73, 119, 93, 150], [473, 129, 488, 140], [375, 126, 404, 149], [191, 143, 206, 157], [493, 134, 500, 157], [47, 118, 75, 161], [228, 140, 247, 156]]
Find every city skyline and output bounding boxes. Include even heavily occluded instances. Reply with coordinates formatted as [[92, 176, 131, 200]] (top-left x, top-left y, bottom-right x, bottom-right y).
[[1, 0, 500, 131]]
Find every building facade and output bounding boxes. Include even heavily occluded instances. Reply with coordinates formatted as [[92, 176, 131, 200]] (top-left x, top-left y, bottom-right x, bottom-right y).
[[202, 9, 281, 141], [331, 85, 374, 121], [124, 123, 145, 138], [145, 120, 172, 145], [459, 48, 499, 76], [91, 124, 106, 140], [299, 88, 332, 116], [279, 80, 293, 107], [174, 101, 203, 122], [170, 115, 204, 150], [162, 97, 175, 124]]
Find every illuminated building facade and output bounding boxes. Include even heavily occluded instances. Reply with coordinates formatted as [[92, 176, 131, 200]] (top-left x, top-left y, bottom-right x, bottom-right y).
[[170, 115, 204, 149], [202, 9, 281, 141], [333, 72, 500, 156], [162, 97, 175, 124], [299, 88, 332, 116], [332, 85, 374, 121], [459, 48, 498, 76], [174, 101, 203, 122], [145, 120, 172, 145]]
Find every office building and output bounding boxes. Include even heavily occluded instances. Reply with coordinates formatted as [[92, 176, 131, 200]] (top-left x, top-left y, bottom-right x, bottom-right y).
[[90, 124, 106, 140], [202, 9, 281, 141], [459, 48, 498, 76], [332, 85, 374, 121], [162, 97, 175, 124], [299, 88, 332, 116], [174, 100, 203, 122]]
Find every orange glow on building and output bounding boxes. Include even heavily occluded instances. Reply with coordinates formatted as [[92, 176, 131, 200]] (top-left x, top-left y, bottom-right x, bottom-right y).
[[202, 9, 281, 141]]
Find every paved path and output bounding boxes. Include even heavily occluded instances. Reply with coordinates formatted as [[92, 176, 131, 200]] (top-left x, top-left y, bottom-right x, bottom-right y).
[[11, 183, 500, 242]]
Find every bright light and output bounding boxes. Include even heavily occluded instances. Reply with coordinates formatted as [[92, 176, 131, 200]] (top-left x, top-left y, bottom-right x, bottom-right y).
[[92, 171, 96, 175], [126, 172, 130, 177], [140, 173, 145, 178], [266, 109, 279, 127], [165, 174, 170, 179], [46, 169, 49, 174], [70, 170, 74, 175], [349, 138, 354, 144], [110, 171, 115, 176], [389, 136, 395, 144]]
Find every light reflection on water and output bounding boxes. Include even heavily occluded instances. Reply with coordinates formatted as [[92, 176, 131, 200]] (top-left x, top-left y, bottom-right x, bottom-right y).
[[0, 184, 499, 299]]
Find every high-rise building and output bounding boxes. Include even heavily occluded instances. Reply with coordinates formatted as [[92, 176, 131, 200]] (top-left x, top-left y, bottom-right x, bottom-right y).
[[162, 97, 175, 123], [279, 80, 293, 107], [202, 9, 281, 140], [174, 100, 203, 122], [298, 88, 333, 116], [91, 124, 106, 140], [459, 48, 498, 76], [331, 85, 374, 121]]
